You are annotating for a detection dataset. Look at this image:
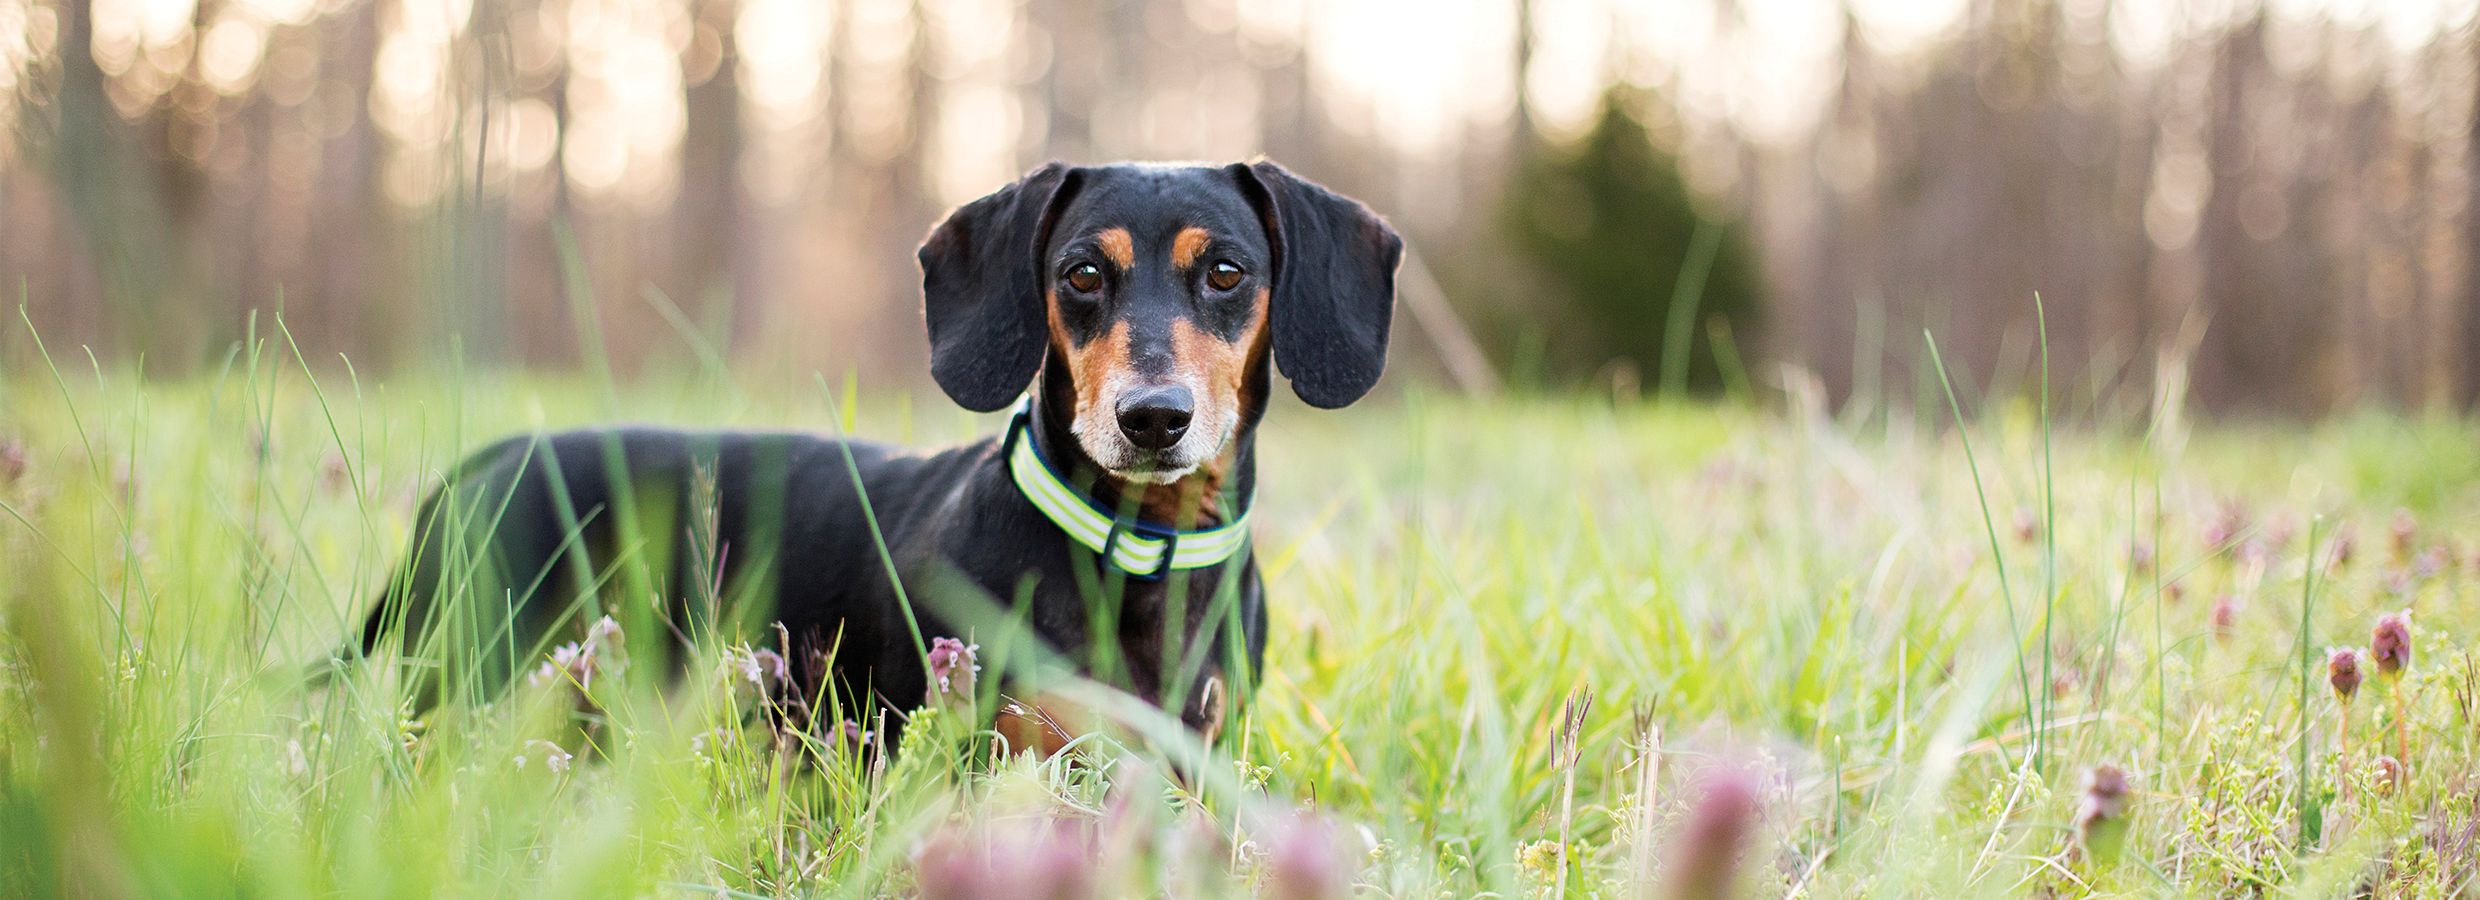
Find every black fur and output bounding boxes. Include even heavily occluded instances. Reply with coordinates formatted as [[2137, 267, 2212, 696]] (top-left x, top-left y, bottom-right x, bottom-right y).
[[921, 162, 1078, 413], [1233, 160, 1403, 409], [356, 160, 1398, 747]]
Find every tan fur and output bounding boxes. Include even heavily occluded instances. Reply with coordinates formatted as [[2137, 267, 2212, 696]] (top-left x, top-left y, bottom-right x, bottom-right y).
[[1171, 226, 1212, 271], [1096, 227, 1135, 271], [1197, 675, 1228, 747], [994, 692, 1090, 758], [1130, 289, 1267, 524]]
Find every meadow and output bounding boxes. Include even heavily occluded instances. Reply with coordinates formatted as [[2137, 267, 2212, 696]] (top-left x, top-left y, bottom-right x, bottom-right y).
[[4, 330, 2480, 897]]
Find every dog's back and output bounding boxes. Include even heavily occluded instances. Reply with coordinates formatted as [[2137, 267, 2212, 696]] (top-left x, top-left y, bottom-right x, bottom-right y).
[[359, 427, 972, 707]]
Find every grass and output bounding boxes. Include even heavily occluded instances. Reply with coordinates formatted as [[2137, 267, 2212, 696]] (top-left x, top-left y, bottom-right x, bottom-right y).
[[4, 337, 2480, 896]]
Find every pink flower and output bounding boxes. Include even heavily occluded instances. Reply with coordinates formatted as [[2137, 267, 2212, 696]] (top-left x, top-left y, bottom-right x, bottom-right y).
[[914, 822, 1093, 900], [2328, 529, 2356, 570], [2202, 503, 2245, 553], [2075, 765, 2131, 862], [514, 739, 573, 774], [1666, 767, 1762, 898], [926, 636, 979, 703], [2326, 647, 2363, 701], [2210, 595, 2242, 641], [2372, 755, 2404, 795], [1260, 813, 1351, 900], [722, 645, 789, 692], [2012, 506, 2040, 544], [0, 438, 25, 485], [2370, 611, 2412, 680], [2415, 546, 2449, 580], [530, 616, 626, 690]]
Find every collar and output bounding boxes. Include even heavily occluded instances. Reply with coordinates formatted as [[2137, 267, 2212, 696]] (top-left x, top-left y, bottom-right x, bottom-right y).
[[1005, 398, 1253, 579]]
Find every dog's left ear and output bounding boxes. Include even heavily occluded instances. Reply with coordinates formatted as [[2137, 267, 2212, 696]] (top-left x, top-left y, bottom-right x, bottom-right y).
[[1230, 160, 1403, 409], [919, 162, 1080, 412]]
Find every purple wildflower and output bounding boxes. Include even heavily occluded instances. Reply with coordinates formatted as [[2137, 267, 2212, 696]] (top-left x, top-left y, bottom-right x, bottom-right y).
[[926, 636, 979, 704], [2210, 595, 2242, 641], [1261, 813, 1351, 900], [915, 822, 1093, 900], [2372, 755, 2404, 796], [723, 645, 789, 693], [2013, 506, 2040, 544], [0, 438, 25, 485], [2327, 647, 2362, 701], [530, 615, 625, 691], [514, 739, 574, 774], [2390, 509, 2418, 561], [2075, 765, 2130, 863], [2415, 546, 2449, 580], [2370, 612, 2411, 680], [1666, 767, 1761, 899], [2202, 503, 2245, 553]]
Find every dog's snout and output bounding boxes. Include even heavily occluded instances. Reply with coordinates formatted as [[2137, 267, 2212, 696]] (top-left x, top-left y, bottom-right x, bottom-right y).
[[1116, 385, 1193, 451]]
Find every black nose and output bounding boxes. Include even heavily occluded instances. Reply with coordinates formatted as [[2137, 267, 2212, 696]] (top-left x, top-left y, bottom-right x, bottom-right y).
[[1116, 386, 1194, 451]]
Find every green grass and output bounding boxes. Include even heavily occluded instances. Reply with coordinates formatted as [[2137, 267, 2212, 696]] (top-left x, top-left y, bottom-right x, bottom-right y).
[[4, 348, 2480, 896]]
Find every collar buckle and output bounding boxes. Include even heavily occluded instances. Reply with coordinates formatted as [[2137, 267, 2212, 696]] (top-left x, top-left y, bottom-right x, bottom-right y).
[[1100, 516, 1180, 582]]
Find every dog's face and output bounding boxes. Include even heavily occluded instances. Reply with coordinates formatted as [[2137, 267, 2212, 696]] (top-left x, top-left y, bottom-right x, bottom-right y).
[[919, 161, 1403, 481], [1035, 170, 1275, 480]]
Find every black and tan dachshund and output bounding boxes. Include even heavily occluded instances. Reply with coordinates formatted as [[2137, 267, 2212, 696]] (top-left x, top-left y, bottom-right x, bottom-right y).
[[354, 160, 1400, 752]]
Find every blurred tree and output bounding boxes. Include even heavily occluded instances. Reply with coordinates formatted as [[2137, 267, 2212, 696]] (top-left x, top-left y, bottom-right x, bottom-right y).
[[1499, 91, 1760, 394]]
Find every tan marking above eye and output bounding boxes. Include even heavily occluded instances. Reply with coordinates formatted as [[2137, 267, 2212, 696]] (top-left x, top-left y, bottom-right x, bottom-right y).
[[1170, 294, 1264, 428], [1171, 227, 1212, 270], [1096, 228, 1135, 270]]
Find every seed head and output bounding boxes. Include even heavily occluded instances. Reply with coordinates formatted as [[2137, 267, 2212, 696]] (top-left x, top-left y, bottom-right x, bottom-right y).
[[2370, 612, 2411, 679], [2326, 647, 2363, 701]]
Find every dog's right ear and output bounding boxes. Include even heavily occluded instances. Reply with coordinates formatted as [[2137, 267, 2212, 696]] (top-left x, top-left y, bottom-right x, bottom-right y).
[[919, 162, 1079, 412]]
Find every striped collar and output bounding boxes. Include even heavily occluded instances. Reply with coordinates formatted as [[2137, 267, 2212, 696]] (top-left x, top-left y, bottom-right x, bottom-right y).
[[1005, 399, 1252, 579]]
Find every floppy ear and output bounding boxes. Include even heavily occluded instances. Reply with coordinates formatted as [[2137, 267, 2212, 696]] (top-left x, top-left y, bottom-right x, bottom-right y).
[[1230, 160, 1403, 409], [919, 162, 1079, 412]]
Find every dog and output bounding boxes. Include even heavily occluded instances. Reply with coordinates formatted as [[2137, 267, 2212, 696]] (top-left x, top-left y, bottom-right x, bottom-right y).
[[354, 160, 1401, 753]]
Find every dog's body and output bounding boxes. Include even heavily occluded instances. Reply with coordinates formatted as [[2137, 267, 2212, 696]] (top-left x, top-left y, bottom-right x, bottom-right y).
[[359, 161, 1398, 749]]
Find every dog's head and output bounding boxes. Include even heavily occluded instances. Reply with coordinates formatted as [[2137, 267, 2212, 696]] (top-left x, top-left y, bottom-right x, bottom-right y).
[[920, 161, 1401, 481]]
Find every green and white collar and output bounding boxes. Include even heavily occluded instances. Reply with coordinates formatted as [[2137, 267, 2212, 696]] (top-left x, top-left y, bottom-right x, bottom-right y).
[[1006, 399, 1252, 579]]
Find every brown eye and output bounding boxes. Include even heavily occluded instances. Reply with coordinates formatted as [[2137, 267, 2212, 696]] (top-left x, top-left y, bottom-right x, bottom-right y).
[[1064, 263, 1103, 294], [1206, 261, 1244, 292]]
